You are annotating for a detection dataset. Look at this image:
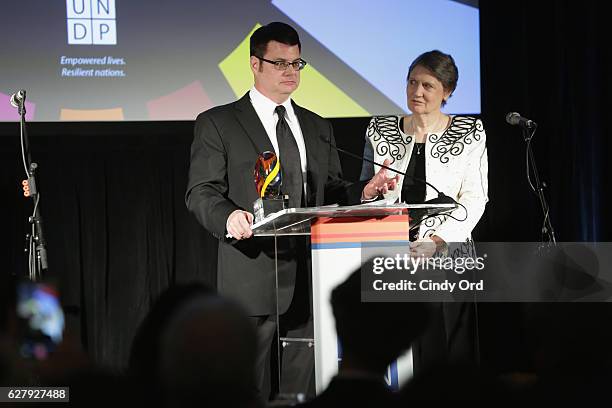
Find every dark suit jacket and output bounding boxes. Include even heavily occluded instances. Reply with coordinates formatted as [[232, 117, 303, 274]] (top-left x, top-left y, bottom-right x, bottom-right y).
[[186, 93, 363, 315]]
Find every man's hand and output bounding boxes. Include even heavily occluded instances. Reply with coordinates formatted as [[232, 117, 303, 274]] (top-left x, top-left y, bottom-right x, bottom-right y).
[[362, 159, 401, 200], [226, 210, 254, 240]]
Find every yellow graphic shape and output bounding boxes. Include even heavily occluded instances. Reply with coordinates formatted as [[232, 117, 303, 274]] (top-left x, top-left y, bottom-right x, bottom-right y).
[[219, 24, 369, 118], [60, 107, 124, 121]]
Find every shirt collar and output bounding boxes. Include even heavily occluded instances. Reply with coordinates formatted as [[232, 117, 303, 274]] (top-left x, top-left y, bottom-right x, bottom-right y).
[[250, 86, 295, 120]]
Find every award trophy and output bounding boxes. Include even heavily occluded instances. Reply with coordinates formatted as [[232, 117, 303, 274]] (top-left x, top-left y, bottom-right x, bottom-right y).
[[253, 151, 289, 223]]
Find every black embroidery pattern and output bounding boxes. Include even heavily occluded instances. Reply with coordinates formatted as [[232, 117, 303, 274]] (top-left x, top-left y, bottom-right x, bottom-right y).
[[450, 239, 476, 259], [422, 214, 449, 238], [366, 116, 412, 164], [422, 238, 475, 260], [429, 116, 482, 164]]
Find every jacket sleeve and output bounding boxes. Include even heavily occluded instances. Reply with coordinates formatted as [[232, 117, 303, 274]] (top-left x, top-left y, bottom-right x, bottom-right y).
[[185, 112, 239, 240], [360, 118, 376, 181], [432, 119, 489, 243]]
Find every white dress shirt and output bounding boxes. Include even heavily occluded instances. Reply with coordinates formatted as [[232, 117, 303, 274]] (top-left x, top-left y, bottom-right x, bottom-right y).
[[249, 86, 308, 197]]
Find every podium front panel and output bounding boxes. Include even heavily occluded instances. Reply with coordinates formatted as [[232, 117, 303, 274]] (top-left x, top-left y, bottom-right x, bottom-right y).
[[310, 214, 413, 393]]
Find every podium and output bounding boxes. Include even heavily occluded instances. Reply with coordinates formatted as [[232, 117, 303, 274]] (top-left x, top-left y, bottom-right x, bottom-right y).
[[250, 202, 456, 394]]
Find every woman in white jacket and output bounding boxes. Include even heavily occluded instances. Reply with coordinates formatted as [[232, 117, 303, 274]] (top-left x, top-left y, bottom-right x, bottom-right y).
[[360, 50, 489, 371], [361, 50, 488, 251]]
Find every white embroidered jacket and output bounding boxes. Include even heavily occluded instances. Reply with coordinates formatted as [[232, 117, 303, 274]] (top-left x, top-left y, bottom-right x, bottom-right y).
[[360, 115, 488, 243]]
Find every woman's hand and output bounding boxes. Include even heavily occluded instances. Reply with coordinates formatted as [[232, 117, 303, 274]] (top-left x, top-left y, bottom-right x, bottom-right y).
[[410, 235, 447, 258], [362, 159, 401, 200]]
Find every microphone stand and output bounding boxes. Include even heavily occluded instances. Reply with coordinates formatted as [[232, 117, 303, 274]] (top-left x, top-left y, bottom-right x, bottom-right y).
[[521, 124, 557, 243], [16, 96, 49, 280]]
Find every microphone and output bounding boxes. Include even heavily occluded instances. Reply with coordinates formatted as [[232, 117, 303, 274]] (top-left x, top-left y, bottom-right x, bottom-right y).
[[322, 136, 457, 205], [10, 89, 26, 108], [505, 112, 536, 128]]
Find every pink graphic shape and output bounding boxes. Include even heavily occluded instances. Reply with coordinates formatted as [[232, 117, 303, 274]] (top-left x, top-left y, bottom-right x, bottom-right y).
[[0, 93, 36, 121], [147, 81, 213, 120]]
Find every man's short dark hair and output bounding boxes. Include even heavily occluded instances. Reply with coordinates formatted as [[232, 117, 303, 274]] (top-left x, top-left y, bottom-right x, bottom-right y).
[[250, 22, 301, 58]]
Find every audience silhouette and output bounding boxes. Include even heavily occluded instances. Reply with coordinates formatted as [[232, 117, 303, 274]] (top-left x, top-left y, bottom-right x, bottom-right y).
[[302, 264, 431, 407], [158, 292, 260, 407]]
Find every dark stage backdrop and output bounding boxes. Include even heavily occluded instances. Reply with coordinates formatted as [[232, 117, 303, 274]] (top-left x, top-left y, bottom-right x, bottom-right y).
[[1, 0, 611, 372], [0, 118, 375, 369], [478, 0, 612, 373]]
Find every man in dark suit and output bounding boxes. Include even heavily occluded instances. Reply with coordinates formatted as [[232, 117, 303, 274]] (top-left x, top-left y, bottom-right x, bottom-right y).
[[186, 22, 397, 401]]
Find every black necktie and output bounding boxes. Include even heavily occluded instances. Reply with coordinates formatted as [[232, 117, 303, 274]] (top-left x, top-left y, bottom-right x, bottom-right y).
[[275, 105, 303, 208]]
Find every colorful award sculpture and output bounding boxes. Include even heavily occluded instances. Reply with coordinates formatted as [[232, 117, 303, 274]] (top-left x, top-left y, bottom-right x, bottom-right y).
[[253, 151, 289, 223]]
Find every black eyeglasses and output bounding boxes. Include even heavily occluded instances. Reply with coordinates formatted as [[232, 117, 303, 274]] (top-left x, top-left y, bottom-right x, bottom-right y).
[[257, 57, 308, 71]]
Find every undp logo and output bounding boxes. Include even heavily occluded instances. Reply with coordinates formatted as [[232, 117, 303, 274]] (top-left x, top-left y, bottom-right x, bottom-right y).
[[66, 0, 116, 45]]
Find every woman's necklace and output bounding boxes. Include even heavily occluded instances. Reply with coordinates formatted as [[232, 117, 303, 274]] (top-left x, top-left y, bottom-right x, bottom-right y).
[[415, 143, 423, 155], [408, 114, 447, 155]]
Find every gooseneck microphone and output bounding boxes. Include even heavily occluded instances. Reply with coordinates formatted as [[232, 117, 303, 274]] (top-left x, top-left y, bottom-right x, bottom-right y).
[[505, 112, 556, 243], [10, 88, 49, 276], [10, 89, 26, 109], [505, 112, 536, 128], [323, 136, 457, 205]]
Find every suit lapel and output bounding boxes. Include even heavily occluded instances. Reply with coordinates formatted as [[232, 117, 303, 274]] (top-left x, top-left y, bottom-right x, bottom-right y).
[[233, 92, 275, 155], [293, 101, 320, 206]]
